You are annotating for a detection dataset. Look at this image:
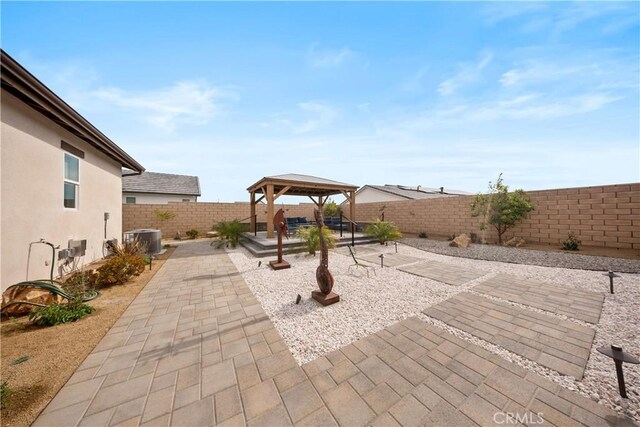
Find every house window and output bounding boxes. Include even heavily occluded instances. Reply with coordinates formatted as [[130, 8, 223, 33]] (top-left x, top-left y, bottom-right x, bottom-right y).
[[182, 199, 190, 202], [126, 197, 136, 204], [64, 153, 79, 209]]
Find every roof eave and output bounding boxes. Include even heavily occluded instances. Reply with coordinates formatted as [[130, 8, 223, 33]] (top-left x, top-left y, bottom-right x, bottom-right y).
[[1, 50, 144, 173]]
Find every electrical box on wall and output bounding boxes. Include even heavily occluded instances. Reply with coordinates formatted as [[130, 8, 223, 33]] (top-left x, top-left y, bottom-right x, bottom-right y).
[[68, 239, 87, 257], [104, 212, 110, 221]]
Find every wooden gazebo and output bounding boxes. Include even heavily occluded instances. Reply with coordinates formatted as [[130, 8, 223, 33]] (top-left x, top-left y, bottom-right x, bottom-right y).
[[247, 174, 358, 238]]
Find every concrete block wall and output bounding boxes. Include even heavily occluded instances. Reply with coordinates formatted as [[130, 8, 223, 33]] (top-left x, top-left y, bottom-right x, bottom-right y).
[[122, 202, 316, 238], [347, 183, 640, 249], [122, 183, 639, 249]]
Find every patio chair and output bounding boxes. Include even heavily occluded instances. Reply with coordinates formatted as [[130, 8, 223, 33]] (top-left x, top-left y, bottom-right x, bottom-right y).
[[347, 245, 375, 277]]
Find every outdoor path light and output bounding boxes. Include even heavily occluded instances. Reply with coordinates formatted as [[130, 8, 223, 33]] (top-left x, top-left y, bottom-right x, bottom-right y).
[[604, 271, 620, 294], [596, 345, 639, 398], [379, 254, 384, 268]]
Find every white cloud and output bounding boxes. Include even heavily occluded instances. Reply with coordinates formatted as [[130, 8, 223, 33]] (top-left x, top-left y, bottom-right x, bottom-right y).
[[262, 101, 338, 134], [471, 93, 621, 121], [400, 66, 430, 93], [484, 2, 638, 37], [92, 80, 229, 131], [482, 3, 548, 25], [438, 52, 493, 96], [308, 45, 354, 68]]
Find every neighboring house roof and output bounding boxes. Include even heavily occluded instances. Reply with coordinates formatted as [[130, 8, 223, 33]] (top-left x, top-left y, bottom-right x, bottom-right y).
[[1, 50, 144, 173], [356, 184, 472, 200], [123, 172, 201, 196]]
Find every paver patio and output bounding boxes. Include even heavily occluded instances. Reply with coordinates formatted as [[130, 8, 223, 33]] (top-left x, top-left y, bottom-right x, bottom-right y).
[[473, 274, 604, 324], [34, 241, 633, 426], [358, 253, 423, 268], [424, 293, 595, 379], [301, 317, 629, 427], [398, 260, 487, 286]]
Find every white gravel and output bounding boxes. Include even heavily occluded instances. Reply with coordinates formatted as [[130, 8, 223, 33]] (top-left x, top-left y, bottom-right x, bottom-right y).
[[227, 243, 640, 422]]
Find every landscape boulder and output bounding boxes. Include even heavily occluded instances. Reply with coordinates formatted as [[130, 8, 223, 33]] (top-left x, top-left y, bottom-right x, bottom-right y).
[[504, 236, 526, 247], [449, 233, 471, 248]]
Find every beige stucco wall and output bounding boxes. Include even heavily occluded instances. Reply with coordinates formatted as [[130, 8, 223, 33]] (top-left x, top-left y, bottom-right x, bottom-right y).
[[122, 192, 197, 204], [1, 92, 124, 290]]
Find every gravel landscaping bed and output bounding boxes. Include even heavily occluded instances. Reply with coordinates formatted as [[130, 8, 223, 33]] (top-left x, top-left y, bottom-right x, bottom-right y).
[[403, 237, 640, 273], [228, 242, 640, 422]]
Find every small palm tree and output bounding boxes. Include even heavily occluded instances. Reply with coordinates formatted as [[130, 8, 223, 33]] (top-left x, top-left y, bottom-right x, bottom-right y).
[[295, 226, 336, 255], [212, 220, 246, 248], [364, 219, 402, 244]]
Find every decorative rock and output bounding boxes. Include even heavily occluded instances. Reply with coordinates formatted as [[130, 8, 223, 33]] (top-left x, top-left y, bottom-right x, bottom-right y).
[[449, 234, 471, 248], [206, 231, 219, 238], [504, 236, 526, 247]]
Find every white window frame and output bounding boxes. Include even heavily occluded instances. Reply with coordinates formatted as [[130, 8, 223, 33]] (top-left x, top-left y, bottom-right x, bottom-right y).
[[125, 196, 136, 204], [64, 152, 80, 210]]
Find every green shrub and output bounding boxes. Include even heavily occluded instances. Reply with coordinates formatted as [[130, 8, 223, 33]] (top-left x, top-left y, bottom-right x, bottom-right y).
[[213, 220, 246, 248], [155, 209, 176, 229], [113, 239, 147, 258], [95, 254, 145, 288], [364, 219, 403, 244], [28, 302, 93, 326], [1, 380, 13, 409], [323, 198, 342, 218], [295, 226, 336, 255], [63, 270, 98, 292], [561, 232, 581, 251], [470, 173, 535, 245], [186, 229, 199, 239], [417, 232, 428, 238]]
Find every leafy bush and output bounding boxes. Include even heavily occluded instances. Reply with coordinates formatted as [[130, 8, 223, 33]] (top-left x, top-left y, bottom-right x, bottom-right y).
[[113, 239, 147, 258], [186, 229, 199, 239], [63, 270, 98, 292], [28, 302, 93, 326], [154, 210, 176, 229], [364, 219, 402, 244], [323, 198, 342, 218], [470, 173, 535, 245], [213, 220, 246, 248], [95, 254, 145, 288], [295, 226, 336, 255], [1, 380, 13, 409], [417, 232, 428, 238], [562, 232, 581, 251]]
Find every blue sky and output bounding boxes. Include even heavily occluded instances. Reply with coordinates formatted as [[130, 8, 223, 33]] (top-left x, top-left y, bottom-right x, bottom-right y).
[[3, 1, 639, 202]]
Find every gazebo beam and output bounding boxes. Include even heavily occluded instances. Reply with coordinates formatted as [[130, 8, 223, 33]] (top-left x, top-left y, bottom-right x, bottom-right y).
[[273, 186, 291, 201], [250, 191, 256, 233], [349, 190, 356, 233], [266, 184, 275, 238]]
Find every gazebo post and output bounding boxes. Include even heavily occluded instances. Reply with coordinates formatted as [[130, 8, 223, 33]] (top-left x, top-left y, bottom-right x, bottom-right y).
[[266, 184, 275, 238], [349, 190, 356, 233], [250, 191, 256, 233]]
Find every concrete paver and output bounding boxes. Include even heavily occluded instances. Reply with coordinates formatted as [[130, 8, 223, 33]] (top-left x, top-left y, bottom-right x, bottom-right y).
[[473, 274, 604, 323], [358, 253, 423, 267], [398, 260, 487, 285], [36, 241, 633, 426], [423, 292, 595, 379]]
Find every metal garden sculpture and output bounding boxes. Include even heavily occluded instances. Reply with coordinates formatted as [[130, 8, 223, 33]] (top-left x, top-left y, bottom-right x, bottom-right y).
[[269, 208, 291, 270], [312, 208, 339, 305]]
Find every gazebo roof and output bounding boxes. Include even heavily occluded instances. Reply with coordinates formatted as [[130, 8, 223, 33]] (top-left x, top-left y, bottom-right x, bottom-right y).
[[247, 173, 357, 197]]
